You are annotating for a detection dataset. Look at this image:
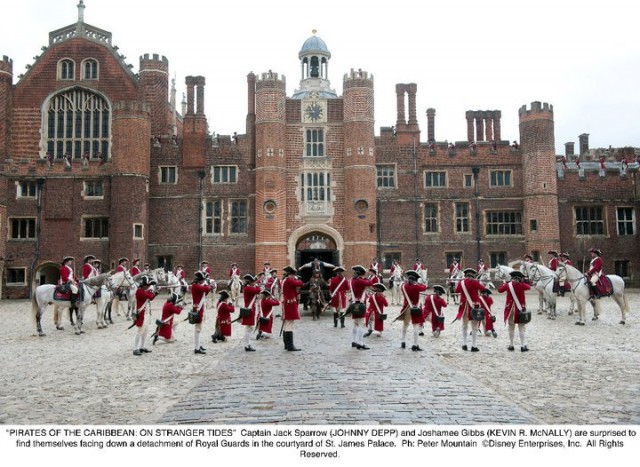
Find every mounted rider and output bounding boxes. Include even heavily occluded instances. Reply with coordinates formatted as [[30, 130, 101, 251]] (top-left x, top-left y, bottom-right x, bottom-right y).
[[130, 258, 142, 277], [200, 261, 212, 278], [228, 262, 241, 280], [477, 258, 487, 276], [82, 254, 99, 279], [59, 256, 79, 306], [369, 257, 382, 277], [557, 252, 573, 296], [586, 247, 608, 298]]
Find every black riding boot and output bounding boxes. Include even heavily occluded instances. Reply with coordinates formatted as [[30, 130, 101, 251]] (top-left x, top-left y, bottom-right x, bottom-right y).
[[284, 331, 301, 351], [333, 312, 338, 327], [340, 315, 345, 328]]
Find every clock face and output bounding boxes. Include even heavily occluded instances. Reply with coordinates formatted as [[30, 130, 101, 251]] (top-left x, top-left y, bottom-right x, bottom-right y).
[[304, 102, 324, 122]]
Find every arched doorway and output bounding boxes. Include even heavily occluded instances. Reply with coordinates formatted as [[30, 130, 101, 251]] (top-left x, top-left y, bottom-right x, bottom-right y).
[[34, 262, 60, 289], [289, 224, 343, 282]]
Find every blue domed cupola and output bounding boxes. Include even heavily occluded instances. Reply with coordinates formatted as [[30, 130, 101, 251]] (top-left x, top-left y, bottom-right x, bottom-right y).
[[292, 30, 337, 99]]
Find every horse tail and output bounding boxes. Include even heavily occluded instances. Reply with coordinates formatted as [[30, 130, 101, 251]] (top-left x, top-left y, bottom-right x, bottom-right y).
[[31, 291, 39, 325]]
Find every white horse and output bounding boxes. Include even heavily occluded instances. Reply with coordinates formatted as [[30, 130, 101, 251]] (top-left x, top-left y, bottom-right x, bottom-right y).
[[389, 267, 405, 305], [229, 274, 242, 306], [417, 267, 429, 287], [117, 268, 165, 319], [477, 269, 494, 289], [494, 264, 515, 282], [446, 270, 464, 304], [32, 272, 129, 336], [521, 262, 561, 319], [556, 262, 629, 325]]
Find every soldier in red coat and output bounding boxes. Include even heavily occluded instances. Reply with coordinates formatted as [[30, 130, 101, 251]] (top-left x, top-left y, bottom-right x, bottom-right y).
[[557, 252, 573, 297], [398, 270, 428, 351], [586, 247, 605, 298], [422, 285, 447, 338], [257, 290, 279, 340], [228, 262, 241, 279], [281, 266, 304, 351], [369, 257, 382, 277], [478, 289, 497, 338], [59, 256, 79, 308], [82, 255, 98, 279], [212, 290, 234, 343], [348, 265, 374, 350], [241, 274, 262, 351], [191, 271, 214, 354], [200, 261, 212, 277], [265, 269, 280, 299], [132, 276, 158, 356], [454, 268, 487, 352], [328, 266, 349, 328], [130, 258, 142, 277], [498, 270, 531, 351], [365, 283, 388, 337], [115, 257, 129, 274], [153, 292, 183, 345]]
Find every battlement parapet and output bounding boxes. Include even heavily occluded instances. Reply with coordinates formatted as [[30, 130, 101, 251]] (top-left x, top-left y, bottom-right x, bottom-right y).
[[519, 101, 553, 116], [257, 71, 285, 82], [344, 68, 374, 82], [140, 53, 169, 65]]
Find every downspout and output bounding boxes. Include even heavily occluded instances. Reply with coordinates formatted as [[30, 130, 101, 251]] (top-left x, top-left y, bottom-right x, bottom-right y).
[[29, 178, 45, 298], [197, 170, 206, 265]]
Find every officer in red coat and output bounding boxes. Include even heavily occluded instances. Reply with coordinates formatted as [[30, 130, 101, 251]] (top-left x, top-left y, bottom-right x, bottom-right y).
[[115, 257, 129, 273], [257, 290, 279, 340], [586, 247, 604, 298], [82, 255, 98, 279], [557, 252, 573, 297], [398, 270, 428, 351], [328, 266, 349, 328], [454, 268, 487, 352], [59, 256, 79, 306], [422, 285, 448, 338], [281, 266, 304, 351], [498, 270, 531, 351], [212, 290, 234, 343], [191, 271, 214, 354], [228, 262, 241, 279], [200, 261, 212, 277], [130, 258, 142, 277], [153, 292, 183, 345], [132, 276, 158, 356]]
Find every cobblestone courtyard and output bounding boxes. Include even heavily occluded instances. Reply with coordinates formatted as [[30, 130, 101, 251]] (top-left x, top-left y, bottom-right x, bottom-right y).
[[1, 290, 638, 425]]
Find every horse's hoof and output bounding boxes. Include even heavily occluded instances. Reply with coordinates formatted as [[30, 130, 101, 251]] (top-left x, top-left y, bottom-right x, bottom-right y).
[[568, 311, 573, 315], [592, 316, 598, 321], [39, 332, 46, 337], [619, 320, 625, 325], [56, 326, 64, 331], [80, 330, 85, 334]]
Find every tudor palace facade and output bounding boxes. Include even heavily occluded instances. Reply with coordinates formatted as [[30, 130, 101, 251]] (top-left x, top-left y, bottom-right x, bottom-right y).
[[1, 4, 638, 298]]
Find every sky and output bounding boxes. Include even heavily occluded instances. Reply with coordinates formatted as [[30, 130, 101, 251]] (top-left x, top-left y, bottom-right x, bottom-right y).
[[2, 0, 640, 154]]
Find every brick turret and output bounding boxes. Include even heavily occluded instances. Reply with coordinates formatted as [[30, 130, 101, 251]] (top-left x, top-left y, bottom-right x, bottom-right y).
[[254, 71, 288, 270], [110, 101, 151, 262], [519, 101, 560, 255], [139, 53, 170, 137], [343, 68, 376, 266]]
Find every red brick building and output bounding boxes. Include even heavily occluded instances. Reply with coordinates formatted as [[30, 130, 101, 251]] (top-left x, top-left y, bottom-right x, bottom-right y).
[[1, 5, 638, 298]]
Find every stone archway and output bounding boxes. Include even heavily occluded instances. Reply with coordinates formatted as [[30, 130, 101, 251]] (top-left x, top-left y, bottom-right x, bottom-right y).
[[288, 224, 344, 279], [35, 262, 60, 289]]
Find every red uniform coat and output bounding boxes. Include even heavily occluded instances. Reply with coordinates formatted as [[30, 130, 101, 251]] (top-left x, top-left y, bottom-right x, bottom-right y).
[[159, 301, 182, 339], [477, 263, 487, 274], [134, 287, 156, 327], [259, 297, 279, 333], [115, 265, 127, 274], [229, 267, 240, 278], [201, 266, 212, 277], [191, 282, 213, 322], [216, 301, 234, 337], [350, 277, 373, 303], [265, 276, 280, 295], [176, 269, 186, 282], [59, 264, 76, 284], [281, 276, 304, 320], [370, 262, 382, 276], [413, 262, 425, 273], [401, 281, 428, 324], [329, 275, 349, 308], [422, 293, 447, 331], [478, 295, 495, 331], [455, 278, 486, 320], [548, 257, 559, 271], [586, 256, 603, 277], [242, 285, 262, 326], [131, 266, 141, 277], [82, 263, 97, 279], [498, 280, 531, 323], [449, 262, 461, 277], [366, 292, 388, 332]]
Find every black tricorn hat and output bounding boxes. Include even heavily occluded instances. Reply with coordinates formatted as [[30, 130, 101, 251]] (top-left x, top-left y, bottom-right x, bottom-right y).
[[510, 270, 525, 279], [432, 285, 446, 295]]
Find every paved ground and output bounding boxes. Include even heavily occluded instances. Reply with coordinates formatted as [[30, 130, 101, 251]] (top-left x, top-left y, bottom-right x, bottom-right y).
[[1, 289, 638, 425]]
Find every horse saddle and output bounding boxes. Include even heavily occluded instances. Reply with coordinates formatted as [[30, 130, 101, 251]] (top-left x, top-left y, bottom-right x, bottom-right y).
[[594, 276, 613, 297], [53, 284, 71, 301]]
